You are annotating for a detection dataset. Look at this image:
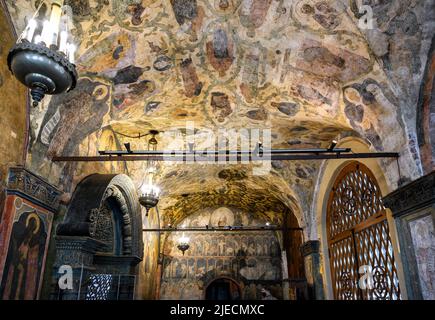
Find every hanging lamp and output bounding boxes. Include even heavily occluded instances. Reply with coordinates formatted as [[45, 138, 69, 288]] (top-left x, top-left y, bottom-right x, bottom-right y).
[[7, 0, 77, 107], [139, 131, 161, 216]]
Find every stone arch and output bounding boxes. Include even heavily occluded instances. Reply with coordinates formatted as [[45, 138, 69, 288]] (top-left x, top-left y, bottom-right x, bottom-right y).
[[51, 174, 143, 300]]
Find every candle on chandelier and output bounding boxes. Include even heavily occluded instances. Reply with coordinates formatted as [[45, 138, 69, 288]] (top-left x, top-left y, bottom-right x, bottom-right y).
[[25, 19, 37, 42]]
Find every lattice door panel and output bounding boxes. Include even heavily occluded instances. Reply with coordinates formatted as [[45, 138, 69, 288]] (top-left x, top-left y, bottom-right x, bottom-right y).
[[328, 164, 384, 239], [327, 162, 401, 300], [84, 274, 136, 300], [329, 236, 359, 300], [354, 220, 401, 300]]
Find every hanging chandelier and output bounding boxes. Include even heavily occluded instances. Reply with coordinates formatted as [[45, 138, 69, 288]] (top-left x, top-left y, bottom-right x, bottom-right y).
[[7, 0, 77, 107], [139, 183, 160, 216], [139, 131, 161, 216], [177, 233, 190, 256]]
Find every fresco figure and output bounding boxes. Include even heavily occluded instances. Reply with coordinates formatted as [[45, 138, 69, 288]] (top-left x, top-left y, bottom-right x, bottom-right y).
[[0, 212, 47, 300]]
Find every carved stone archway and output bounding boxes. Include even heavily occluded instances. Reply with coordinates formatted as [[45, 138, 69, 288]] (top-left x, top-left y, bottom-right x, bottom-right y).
[[51, 174, 143, 300]]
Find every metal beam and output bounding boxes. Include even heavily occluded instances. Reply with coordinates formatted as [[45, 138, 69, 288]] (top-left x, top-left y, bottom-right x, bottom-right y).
[[52, 152, 399, 162], [142, 227, 303, 233], [98, 147, 352, 156]]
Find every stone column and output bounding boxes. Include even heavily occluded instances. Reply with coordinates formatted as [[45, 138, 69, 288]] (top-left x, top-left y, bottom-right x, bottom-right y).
[[281, 250, 290, 300], [383, 172, 435, 300], [301, 240, 325, 300], [154, 254, 164, 300]]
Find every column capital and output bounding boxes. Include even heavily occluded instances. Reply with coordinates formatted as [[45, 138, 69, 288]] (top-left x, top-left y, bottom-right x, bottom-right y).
[[384, 172, 435, 217], [6, 166, 62, 212], [301, 240, 320, 257]]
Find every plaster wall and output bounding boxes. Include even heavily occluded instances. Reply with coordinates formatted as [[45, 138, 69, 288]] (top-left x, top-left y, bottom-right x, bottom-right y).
[[0, 3, 27, 220]]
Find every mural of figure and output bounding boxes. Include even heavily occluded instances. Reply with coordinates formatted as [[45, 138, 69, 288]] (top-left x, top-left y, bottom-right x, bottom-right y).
[[206, 28, 234, 76], [343, 78, 406, 153], [195, 236, 203, 256], [30, 78, 110, 191], [241, 236, 248, 253], [226, 238, 235, 256], [210, 238, 218, 256], [196, 258, 206, 277], [247, 237, 256, 256], [174, 259, 181, 278], [187, 258, 195, 279], [32, 79, 110, 159], [239, 0, 273, 37], [0, 212, 47, 300], [218, 237, 225, 256], [201, 237, 209, 256]]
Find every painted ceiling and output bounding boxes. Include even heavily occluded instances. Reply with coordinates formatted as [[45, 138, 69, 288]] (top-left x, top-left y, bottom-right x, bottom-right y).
[[5, 0, 431, 230]]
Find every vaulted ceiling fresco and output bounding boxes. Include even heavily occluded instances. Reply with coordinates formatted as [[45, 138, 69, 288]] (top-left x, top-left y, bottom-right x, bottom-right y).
[[5, 0, 432, 232]]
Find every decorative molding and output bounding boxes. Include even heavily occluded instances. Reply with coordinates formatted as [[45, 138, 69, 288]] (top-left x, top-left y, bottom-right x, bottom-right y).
[[55, 236, 106, 254], [383, 172, 435, 217], [7, 167, 61, 212], [301, 240, 320, 257], [102, 185, 133, 254], [89, 205, 113, 252]]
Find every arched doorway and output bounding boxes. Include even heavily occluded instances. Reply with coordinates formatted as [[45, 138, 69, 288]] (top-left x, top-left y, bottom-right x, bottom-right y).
[[205, 278, 241, 300], [326, 162, 401, 300]]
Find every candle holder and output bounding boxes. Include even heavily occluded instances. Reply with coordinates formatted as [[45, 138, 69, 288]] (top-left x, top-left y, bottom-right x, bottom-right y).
[[139, 184, 160, 216]]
